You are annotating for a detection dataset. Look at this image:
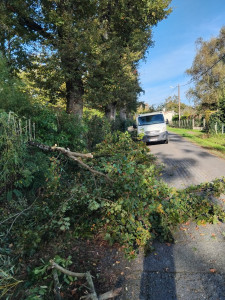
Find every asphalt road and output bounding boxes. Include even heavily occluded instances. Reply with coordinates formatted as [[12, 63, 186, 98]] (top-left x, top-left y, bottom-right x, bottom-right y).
[[149, 132, 225, 189], [118, 132, 225, 300]]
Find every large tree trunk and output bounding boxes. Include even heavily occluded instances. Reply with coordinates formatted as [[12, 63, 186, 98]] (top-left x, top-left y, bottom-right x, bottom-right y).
[[119, 107, 127, 120], [105, 102, 117, 120], [66, 78, 83, 117]]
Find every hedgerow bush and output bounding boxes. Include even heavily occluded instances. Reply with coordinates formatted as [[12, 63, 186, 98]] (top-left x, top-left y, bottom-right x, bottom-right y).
[[207, 97, 225, 133], [1, 121, 225, 298], [111, 116, 134, 132], [208, 112, 224, 134], [1, 126, 225, 257], [0, 55, 31, 114], [83, 108, 111, 151], [0, 112, 51, 202]]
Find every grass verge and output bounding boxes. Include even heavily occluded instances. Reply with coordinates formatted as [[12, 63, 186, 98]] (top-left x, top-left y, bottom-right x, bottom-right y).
[[168, 126, 225, 159]]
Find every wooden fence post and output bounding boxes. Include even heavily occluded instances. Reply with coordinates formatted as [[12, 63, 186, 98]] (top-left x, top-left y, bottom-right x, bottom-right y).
[[203, 118, 206, 128]]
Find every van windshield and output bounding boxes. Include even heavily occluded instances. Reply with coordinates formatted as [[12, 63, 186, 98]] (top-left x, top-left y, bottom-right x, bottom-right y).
[[138, 114, 165, 126]]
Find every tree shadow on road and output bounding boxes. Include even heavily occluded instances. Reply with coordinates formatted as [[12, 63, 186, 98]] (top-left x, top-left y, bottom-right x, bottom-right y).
[[138, 221, 225, 300]]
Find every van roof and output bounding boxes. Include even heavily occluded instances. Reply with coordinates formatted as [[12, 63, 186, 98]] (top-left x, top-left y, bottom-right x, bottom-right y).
[[138, 111, 163, 117]]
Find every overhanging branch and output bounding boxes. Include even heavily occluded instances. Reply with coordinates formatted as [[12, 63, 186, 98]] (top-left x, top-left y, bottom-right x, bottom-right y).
[[6, 3, 54, 40]]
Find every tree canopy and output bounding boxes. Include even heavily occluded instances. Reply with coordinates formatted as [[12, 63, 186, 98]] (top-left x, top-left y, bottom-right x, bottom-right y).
[[0, 0, 172, 117], [186, 27, 225, 112], [162, 95, 194, 116]]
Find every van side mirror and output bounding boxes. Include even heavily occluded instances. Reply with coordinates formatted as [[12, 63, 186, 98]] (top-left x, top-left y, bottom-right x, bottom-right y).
[[166, 119, 169, 124], [133, 124, 137, 129]]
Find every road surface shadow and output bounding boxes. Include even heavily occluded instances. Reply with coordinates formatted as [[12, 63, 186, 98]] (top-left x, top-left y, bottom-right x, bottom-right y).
[[140, 241, 177, 300], [148, 133, 224, 189], [138, 222, 225, 300], [154, 155, 200, 189]]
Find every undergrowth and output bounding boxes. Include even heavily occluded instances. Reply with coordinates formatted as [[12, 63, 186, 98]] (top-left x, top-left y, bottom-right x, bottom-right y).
[[1, 112, 225, 299]]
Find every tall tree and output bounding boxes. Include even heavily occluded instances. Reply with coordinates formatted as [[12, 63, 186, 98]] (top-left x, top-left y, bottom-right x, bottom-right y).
[[0, 0, 172, 117], [163, 95, 189, 113], [186, 27, 225, 111]]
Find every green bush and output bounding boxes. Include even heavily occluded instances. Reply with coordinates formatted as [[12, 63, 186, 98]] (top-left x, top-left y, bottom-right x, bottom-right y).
[[208, 112, 224, 134], [1, 126, 225, 298], [0, 55, 31, 114], [218, 96, 225, 123], [31, 106, 87, 151], [111, 116, 134, 133], [172, 114, 179, 121], [0, 112, 49, 200], [83, 108, 111, 151]]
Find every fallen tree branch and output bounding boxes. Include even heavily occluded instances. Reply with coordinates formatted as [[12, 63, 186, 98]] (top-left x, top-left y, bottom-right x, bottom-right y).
[[51, 145, 93, 159], [52, 269, 62, 300], [50, 260, 122, 300], [1, 197, 39, 238], [28, 141, 93, 158], [73, 157, 112, 181], [86, 271, 98, 300], [99, 288, 122, 300], [50, 260, 86, 278], [28, 141, 113, 182]]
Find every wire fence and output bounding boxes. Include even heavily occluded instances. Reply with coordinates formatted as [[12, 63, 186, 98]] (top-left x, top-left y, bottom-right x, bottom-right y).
[[171, 118, 225, 134], [0, 111, 35, 142], [209, 120, 225, 134]]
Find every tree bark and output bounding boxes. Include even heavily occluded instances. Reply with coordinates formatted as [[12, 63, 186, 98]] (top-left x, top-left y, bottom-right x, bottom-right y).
[[66, 78, 84, 117], [105, 102, 117, 120], [119, 107, 127, 120]]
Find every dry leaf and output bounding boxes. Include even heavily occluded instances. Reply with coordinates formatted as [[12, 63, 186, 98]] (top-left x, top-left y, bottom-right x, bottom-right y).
[[180, 227, 187, 231], [210, 268, 216, 273], [71, 288, 77, 295]]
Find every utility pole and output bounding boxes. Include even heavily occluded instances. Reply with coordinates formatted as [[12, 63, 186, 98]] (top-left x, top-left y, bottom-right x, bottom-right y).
[[178, 84, 181, 127]]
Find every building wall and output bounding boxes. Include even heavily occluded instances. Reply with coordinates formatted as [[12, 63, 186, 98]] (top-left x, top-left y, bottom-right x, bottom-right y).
[[163, 111, 175, 123]]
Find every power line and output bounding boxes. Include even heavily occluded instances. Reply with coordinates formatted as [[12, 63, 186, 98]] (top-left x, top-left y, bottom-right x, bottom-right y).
[[154, 53, 225, 104], [180, 53, 225, 87]]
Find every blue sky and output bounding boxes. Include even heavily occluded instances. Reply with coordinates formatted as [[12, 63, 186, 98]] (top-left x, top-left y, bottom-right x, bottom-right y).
[[138, 0, 225, 107]]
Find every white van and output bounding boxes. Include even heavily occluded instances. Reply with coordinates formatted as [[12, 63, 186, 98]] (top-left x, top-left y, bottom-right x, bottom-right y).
[[136, 111, 168, 144]]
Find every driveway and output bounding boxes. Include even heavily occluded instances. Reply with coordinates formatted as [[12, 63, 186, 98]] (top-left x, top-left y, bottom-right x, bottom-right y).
[[149, 132, 225, 189]]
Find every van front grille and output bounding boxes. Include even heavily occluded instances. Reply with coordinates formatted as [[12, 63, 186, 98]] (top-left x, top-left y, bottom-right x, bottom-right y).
[[145, 130, 160, 136]]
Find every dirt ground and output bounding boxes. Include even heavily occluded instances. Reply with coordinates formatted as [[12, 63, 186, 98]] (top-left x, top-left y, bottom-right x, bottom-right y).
[[22, 234, 134, 299]]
